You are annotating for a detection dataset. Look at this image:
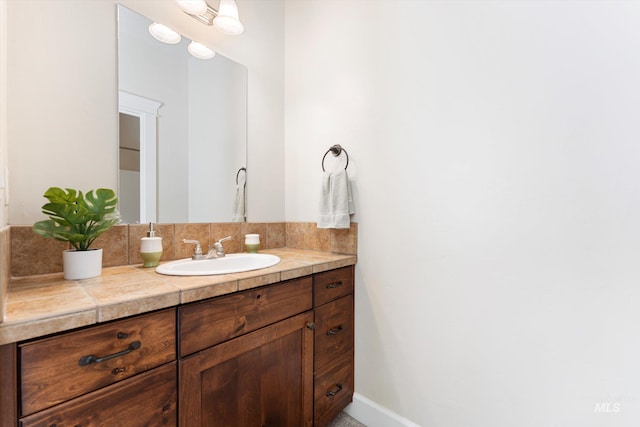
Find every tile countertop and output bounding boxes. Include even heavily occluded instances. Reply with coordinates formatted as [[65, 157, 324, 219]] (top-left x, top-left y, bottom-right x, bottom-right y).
[[0, 248, 356, 346]]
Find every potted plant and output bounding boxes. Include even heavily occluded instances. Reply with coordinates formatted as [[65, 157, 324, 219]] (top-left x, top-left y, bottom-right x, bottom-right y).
[[33, 187, 120, 280]]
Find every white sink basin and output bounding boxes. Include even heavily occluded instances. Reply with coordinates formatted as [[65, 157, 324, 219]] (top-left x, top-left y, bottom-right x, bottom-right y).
[[156, 253, 281, 276]]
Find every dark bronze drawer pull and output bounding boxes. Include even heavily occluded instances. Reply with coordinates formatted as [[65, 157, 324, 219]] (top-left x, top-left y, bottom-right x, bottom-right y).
[[78, 341, 141, 366], [326, 281, 343, 289], [325, 383, 343, 397], [326, 325, 343, 336]]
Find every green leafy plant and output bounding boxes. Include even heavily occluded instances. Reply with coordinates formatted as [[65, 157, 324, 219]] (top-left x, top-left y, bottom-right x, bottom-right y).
[[33, 187, 120, 251]]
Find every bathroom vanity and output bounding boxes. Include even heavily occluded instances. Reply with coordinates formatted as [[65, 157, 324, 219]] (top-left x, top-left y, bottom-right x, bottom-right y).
[[0, 250, 355, 427]]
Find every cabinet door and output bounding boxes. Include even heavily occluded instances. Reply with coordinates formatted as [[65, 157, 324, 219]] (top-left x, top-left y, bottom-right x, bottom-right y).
[[20, 362, 177, 427], [180, 312, 314, 427]]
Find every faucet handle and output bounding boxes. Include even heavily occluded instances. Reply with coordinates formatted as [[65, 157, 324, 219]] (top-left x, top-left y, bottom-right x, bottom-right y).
[[211, 236, 232, 257], [216, 236, 232, 245], [183, 239, 204, 259]]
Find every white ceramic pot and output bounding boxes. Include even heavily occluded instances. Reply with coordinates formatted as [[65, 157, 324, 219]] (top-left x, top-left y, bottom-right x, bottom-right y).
[[63, 248, 103, 280]]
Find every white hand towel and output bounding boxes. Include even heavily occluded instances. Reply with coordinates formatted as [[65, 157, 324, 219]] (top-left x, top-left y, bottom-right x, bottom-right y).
[[232, 180, 246, 222], [317, 169, 354, 229]]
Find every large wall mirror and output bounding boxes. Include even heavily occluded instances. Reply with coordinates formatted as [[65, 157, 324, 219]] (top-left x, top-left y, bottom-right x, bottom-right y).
[[117, 5, 247, 224]]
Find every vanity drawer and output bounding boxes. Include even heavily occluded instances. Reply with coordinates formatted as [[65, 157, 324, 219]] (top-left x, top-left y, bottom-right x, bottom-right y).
[[179, 277, 312, 357], [20, 308, 176, 416], [314, 295, 354, 370], [314, 350, 354, 427], [313, 266, 354, 306], [20, 362, 177, 427]]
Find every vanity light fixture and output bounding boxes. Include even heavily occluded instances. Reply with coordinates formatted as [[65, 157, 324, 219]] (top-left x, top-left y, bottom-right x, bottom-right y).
[[188, 41, 216, 59], [177, 0, 244, 35], [148, 22, 182, 44]]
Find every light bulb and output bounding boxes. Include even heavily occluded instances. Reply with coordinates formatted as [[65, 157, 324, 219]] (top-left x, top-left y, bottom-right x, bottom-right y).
[[148, 22, 181, 44], [188, 41, 216, 60], [213, 0, 244, 35], [176, 0, 208, 15]]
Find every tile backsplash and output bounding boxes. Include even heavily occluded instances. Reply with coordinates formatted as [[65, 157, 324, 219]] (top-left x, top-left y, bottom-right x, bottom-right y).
[[8, 222, 357, 278]]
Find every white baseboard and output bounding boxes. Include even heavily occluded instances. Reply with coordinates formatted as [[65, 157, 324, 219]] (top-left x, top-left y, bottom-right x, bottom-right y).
[[344, 393, 421, 427]]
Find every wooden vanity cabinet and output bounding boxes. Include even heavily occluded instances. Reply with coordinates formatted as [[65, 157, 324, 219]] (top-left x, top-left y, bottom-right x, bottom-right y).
[[313, 266, 355, 426], [1, 264, 355, 427]]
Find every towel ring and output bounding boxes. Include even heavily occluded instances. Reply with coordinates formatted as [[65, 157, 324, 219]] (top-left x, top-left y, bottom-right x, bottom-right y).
[[236, 167, 246, 185], [322, 144, 349, 171]]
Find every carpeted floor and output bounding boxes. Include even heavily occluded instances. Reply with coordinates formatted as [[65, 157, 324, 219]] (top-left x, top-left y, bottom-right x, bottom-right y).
[[327, 411, 366, 426]]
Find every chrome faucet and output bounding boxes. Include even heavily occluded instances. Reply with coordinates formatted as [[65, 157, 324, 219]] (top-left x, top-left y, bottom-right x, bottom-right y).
[[206, 236, 232, 258], [183, 236, 232, 260]]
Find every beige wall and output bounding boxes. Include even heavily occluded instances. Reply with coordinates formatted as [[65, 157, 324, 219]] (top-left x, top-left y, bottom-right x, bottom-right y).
[[0, 0, 7, 227], [6, 0, 285, 226], [285, 1, 640, 426]]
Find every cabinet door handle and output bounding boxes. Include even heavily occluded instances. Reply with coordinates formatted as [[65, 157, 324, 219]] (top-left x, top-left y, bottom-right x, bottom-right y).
[[325, 383, 343, 397], [78, 341, 141, 366], [326, 281, 343, 289], [326, 325, 343, 336]]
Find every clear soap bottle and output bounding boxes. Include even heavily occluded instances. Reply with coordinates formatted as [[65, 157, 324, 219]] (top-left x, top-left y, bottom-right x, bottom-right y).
[[140, 223, 163, 267]]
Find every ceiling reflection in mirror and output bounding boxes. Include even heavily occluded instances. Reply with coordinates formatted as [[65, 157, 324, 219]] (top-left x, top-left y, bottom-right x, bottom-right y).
[[117, 5, 247, 224]]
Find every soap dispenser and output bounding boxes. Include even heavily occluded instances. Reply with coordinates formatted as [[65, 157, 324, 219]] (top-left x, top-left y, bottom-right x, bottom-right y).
[[140, 222, 163, 267]]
